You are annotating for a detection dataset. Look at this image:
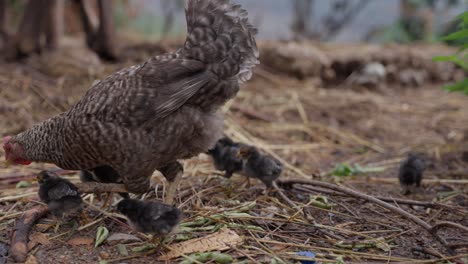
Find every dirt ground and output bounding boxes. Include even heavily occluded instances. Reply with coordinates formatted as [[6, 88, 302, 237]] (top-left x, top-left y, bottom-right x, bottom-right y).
[[0, 40, 467, 263]]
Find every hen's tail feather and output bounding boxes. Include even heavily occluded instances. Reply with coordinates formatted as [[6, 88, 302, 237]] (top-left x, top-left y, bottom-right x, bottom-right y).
[[183, 0, 259, 83]]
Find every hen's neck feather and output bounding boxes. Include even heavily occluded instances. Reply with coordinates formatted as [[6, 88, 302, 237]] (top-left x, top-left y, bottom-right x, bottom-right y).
[[15, 114, 66, 163]]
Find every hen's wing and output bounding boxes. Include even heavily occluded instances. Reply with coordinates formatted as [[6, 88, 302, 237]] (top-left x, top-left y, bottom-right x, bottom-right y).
[[68, 57, 213, 127], [48, 181, 79, 200]]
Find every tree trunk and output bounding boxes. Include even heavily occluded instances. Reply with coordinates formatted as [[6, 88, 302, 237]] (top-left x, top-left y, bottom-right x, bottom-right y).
[[291, 0, 315, 40], [16, 0, 49, 55], [0, 0, 7, 35], [95, 0, 118, 60], [74, 0, 98, 48], [0, 0, 9, 49], [75, 0, 118, 61], [44, 0, 65, 50], [5, 0, 51, 59]]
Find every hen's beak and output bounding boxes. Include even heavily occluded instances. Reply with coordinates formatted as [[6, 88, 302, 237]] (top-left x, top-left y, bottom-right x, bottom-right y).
[[3, 160, 11, 168]]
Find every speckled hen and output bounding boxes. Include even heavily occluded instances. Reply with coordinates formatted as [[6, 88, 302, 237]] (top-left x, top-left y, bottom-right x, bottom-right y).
[[3, 0, 258, 204]]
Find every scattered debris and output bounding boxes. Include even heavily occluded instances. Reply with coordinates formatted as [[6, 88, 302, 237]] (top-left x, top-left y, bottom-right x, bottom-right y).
[[159, 228, 242, 261]]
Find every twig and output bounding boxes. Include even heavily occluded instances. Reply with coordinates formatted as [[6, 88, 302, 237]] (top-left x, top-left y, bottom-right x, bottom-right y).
[[280, 179, 458, 255], [447, 242, 468, 249], [361, 178, 468, 184], [412, 246, 443, 258], [430, 221, 468, 234], [10, 205, 49, 262], [272, 181, 300, 211], [230, 105, 275, 122], [294, 184, 457, 209], [75, 182, 127, 194]]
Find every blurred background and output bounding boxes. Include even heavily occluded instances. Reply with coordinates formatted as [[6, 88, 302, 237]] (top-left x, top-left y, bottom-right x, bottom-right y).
[[124, 0, 465, 42]]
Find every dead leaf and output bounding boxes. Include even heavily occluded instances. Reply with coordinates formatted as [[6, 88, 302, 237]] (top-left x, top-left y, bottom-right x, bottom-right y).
[[159, 228, 242, 261], [28, 232, 50, 249], [67, 237, 94, 246], [107, 233, 141, 242], [24, 254, 38, 264]]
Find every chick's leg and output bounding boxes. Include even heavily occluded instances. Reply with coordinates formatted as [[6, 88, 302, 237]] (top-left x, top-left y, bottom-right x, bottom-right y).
[[159, 161, 183, 205]]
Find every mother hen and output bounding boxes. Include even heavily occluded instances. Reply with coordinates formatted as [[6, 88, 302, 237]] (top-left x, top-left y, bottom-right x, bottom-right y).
[[3, 0, 258, 204]]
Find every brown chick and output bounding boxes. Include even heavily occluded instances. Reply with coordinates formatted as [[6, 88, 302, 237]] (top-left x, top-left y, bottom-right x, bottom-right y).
[[238, 145, 283, 188], [3, 0, 258, 205]]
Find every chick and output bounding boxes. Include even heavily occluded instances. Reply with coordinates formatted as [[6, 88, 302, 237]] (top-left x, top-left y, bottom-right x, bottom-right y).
[[398, 153, 428, 195], [117, 199, 181, 245], [80, 166, 129, 206], [237, 145, 283, 188], [207, 137, 244, 178], [37, 171, 87, 225]]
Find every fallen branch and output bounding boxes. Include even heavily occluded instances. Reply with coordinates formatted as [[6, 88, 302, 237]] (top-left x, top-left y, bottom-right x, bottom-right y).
[[272, 181, 300, 211], [75, 182, 127, 194], [430, 221, 468, 234], [295, 185, 457, 209], [280, 179, 463, 255], [10, 205, 49, 262]]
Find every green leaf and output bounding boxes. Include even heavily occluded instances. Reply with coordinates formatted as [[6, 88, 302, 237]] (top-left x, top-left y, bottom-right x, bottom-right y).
[[455, 11, 468, 25], [180, 251, 233, 264], [116, 244, 128, 256], [16, 181, 31, 188], [433, 55, 468, 70], [441, 29, 468, 41], [335, 255, 346, 264], [131, 243, 156, 252], [95, 226, 109, 247], [330, 163, 385, 177], [443, 79, 468, 93], [309, 195, 335, 209]]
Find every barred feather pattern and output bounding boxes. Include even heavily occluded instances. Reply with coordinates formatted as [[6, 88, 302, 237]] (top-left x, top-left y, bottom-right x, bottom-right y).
[[9, 0, 258, 193]]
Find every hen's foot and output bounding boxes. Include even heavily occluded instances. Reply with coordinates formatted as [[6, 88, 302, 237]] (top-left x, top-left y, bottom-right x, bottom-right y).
[[101, 193, 114, 208], [159, 161, 184, 205], [164, 171, 183, 205]]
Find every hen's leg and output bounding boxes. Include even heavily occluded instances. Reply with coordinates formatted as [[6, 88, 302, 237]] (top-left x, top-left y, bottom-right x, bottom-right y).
[[159, 161, 183, 205], [101, 193, 113, 208]]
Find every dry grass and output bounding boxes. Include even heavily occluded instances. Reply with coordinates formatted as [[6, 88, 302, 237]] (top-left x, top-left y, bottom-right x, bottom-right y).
[[0, 41, 467, 263]]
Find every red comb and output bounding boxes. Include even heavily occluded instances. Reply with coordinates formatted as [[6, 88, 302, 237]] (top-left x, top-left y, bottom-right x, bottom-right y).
[[3, 136, 12, 148]]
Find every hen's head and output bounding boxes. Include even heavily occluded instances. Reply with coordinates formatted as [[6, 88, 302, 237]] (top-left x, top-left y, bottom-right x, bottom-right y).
[[3, 136, 31, 166]]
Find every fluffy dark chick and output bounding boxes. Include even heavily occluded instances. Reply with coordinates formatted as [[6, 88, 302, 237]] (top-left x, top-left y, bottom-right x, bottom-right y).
[[207, 137, 244, 178], [117, 199, 181, 237], [398, 153, 428, 195], [238, 145, 283, 188], [37, 170, 83, 217]]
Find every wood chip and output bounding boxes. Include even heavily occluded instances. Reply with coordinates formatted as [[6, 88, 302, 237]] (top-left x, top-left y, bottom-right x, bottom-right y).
[[159, 228, 242, 261], [27, 232, 50, 250], [107, 233, 141, 243], [67, 237, 94, 246]]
